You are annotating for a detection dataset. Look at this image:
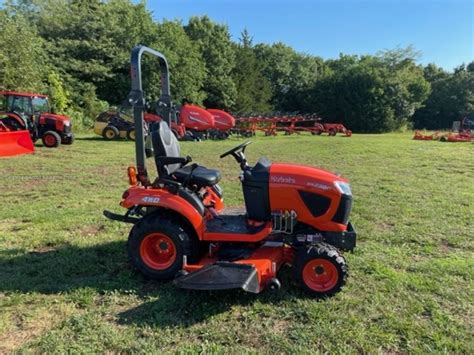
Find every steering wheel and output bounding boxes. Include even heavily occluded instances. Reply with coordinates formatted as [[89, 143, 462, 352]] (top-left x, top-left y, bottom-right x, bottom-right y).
[[220, 141, 252, 159]]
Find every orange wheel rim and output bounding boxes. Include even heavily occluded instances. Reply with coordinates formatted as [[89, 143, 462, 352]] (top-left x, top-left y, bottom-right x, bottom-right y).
[[302, 258, 339, 292], [44, 135, 55, 146], [140, 233, 177, 270]]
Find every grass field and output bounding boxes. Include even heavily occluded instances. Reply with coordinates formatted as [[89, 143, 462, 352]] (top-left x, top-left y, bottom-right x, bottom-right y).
[[0, 132, 473, 353]]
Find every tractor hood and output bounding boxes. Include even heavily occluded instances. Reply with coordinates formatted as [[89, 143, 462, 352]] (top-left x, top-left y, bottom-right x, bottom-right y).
[[40, 113, 71, 125], [270, 163, 349, 194]]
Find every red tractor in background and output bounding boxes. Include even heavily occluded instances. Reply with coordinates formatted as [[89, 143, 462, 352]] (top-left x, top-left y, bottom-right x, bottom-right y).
[[0, 91, 74, 150]]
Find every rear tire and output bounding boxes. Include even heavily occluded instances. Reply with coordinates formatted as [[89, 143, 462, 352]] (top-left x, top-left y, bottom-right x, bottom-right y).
[[42, 131, 61, 148], [126, 128, 136, 141], [103, 126, 119, 140], [128, 214, 200, 281], [294, 242, 347, 297]]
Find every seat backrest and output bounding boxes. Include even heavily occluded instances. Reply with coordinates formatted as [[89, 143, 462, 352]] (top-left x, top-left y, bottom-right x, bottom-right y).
[[152, 120, 181, 176]]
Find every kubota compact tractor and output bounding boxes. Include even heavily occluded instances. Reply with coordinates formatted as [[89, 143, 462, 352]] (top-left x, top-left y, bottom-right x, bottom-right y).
[[0, 91, 74, 151], [104, 46, 357, 297]]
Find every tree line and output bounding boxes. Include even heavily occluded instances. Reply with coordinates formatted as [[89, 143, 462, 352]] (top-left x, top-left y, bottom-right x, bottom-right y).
[[1, 0, 472, 132]]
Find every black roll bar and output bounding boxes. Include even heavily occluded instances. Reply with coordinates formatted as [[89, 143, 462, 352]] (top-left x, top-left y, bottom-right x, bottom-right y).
[[126, 45, 172, 183]]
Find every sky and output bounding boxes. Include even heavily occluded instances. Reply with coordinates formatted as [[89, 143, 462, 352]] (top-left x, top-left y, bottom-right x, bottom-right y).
[[146, 0, 473, 70]]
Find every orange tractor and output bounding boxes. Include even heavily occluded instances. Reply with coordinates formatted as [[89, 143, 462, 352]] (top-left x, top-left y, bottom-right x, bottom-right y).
[[104, 46, 357, 297], [0, 91, 74, 157]]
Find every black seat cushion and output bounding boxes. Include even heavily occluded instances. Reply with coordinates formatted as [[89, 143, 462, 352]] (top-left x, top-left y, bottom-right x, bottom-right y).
[[173, 165, 221, 187]]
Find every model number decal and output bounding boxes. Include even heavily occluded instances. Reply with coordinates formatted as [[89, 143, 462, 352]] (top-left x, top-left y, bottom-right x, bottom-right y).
[[142, 196, 160, 203], [306, 181, 331, 190]]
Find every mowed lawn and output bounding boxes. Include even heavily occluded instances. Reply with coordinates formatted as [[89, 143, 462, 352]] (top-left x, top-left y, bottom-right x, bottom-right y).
[[0, 132, 472, 353]]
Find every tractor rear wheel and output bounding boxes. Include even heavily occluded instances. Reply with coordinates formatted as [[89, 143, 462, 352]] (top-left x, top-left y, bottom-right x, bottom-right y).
[[42, 131, 61, 148], [126, 128, 136, 141], [128, 214, 200, 281], [294, 242, 347, 297], [103, 126, 119, 140]]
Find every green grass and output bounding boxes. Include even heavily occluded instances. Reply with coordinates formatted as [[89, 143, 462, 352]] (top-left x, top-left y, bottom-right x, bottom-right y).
[[0, 132, 473, 353]]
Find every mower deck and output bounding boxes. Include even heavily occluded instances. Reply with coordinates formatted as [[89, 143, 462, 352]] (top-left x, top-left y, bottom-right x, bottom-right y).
[[175, 262, 260, 293], [176, 242, 289, 293]]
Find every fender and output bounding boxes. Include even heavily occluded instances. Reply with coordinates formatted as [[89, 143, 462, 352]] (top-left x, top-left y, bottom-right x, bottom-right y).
[[120, 186, 205, 234]]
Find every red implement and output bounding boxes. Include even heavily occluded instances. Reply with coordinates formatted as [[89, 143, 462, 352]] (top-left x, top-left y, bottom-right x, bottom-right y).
[[0, 130, 35, 157]]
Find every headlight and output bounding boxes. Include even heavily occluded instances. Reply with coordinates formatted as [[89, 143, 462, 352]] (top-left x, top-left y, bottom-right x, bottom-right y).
[[334, 181, 352, 195]]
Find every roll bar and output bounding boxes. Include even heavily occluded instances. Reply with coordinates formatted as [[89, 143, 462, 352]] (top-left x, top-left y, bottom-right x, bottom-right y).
[[126, 45, 172, 183]]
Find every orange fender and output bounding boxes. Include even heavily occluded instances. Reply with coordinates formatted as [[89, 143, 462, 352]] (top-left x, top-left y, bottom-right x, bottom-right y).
[[120, 186, 205, 235]]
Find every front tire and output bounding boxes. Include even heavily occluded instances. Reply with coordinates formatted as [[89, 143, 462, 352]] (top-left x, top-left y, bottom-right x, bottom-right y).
[[294, 242, 347, 297], [128, 215, 199, 281], [62, 134, 75, 145], [42, 131, 61, 148], [103, 125, 119, 140]]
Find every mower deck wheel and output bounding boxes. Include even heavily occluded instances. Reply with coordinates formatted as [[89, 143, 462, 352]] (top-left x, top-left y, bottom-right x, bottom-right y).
[[294, 242, 347, 297], [42, 131, 61, 148], [103, 125, 119, 140], [127, 214, 200, 280]]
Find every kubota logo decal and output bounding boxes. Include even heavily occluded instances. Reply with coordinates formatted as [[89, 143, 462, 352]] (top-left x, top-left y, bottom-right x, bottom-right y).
[[142, 196, 160, 203], [271, 176, 296, 184]]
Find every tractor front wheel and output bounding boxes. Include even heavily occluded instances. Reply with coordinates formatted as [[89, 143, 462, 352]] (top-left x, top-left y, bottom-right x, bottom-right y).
[[294, 242, 347, 297], [42, 131, 61, 148], [128, 214, 199, 281], [103, 126, 119, 140], [62, 134, 75, 145]]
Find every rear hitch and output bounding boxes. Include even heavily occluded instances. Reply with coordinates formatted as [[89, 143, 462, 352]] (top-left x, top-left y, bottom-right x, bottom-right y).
[[103, 210, 140, 224]]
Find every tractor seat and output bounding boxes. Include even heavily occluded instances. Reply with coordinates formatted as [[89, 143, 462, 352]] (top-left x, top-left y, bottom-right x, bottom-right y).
[[152, 120, 221, 188], [173, 165, 221, 187]]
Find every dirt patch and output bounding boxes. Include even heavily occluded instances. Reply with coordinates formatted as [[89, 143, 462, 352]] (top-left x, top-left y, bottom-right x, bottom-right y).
[[76, 224, 106, 237], [440, 239, 456, 253], [377, 222, 395, 232], [29, 246, 57, 255], [0, 305, 72, 353]]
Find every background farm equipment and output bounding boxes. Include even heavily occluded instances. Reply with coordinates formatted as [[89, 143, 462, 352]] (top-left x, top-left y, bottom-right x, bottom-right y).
[[233, 113, 353, 137], [0, 113, 35, 157], [414, 115, 473, 142], [207, 109, 235, 139], [0, 91, 74, 153], [95, 107, 187, 141]]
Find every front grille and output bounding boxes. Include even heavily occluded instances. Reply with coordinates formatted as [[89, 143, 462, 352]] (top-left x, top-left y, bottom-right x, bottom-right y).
[[332, 194, 352, 224]]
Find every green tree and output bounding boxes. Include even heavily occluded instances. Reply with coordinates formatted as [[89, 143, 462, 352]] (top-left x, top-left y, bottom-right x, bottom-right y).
[[307, 49, 430, 132], [231, 30, 272, 113], [254, 42, 326, 111], [185, 16, 237, 108], [46, 71, 70, 113], [413, 63, 474, 129], [145, 20, 207, 105], [0, 9, 46, 92]]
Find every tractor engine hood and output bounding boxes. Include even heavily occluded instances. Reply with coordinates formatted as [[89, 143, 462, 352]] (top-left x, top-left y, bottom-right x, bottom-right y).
[[40, 113, 72, 125], [270, 163, 350, 194]]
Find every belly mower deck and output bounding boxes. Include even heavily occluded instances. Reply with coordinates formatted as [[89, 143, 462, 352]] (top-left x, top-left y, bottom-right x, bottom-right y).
[[176, 242, 290, 293]]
